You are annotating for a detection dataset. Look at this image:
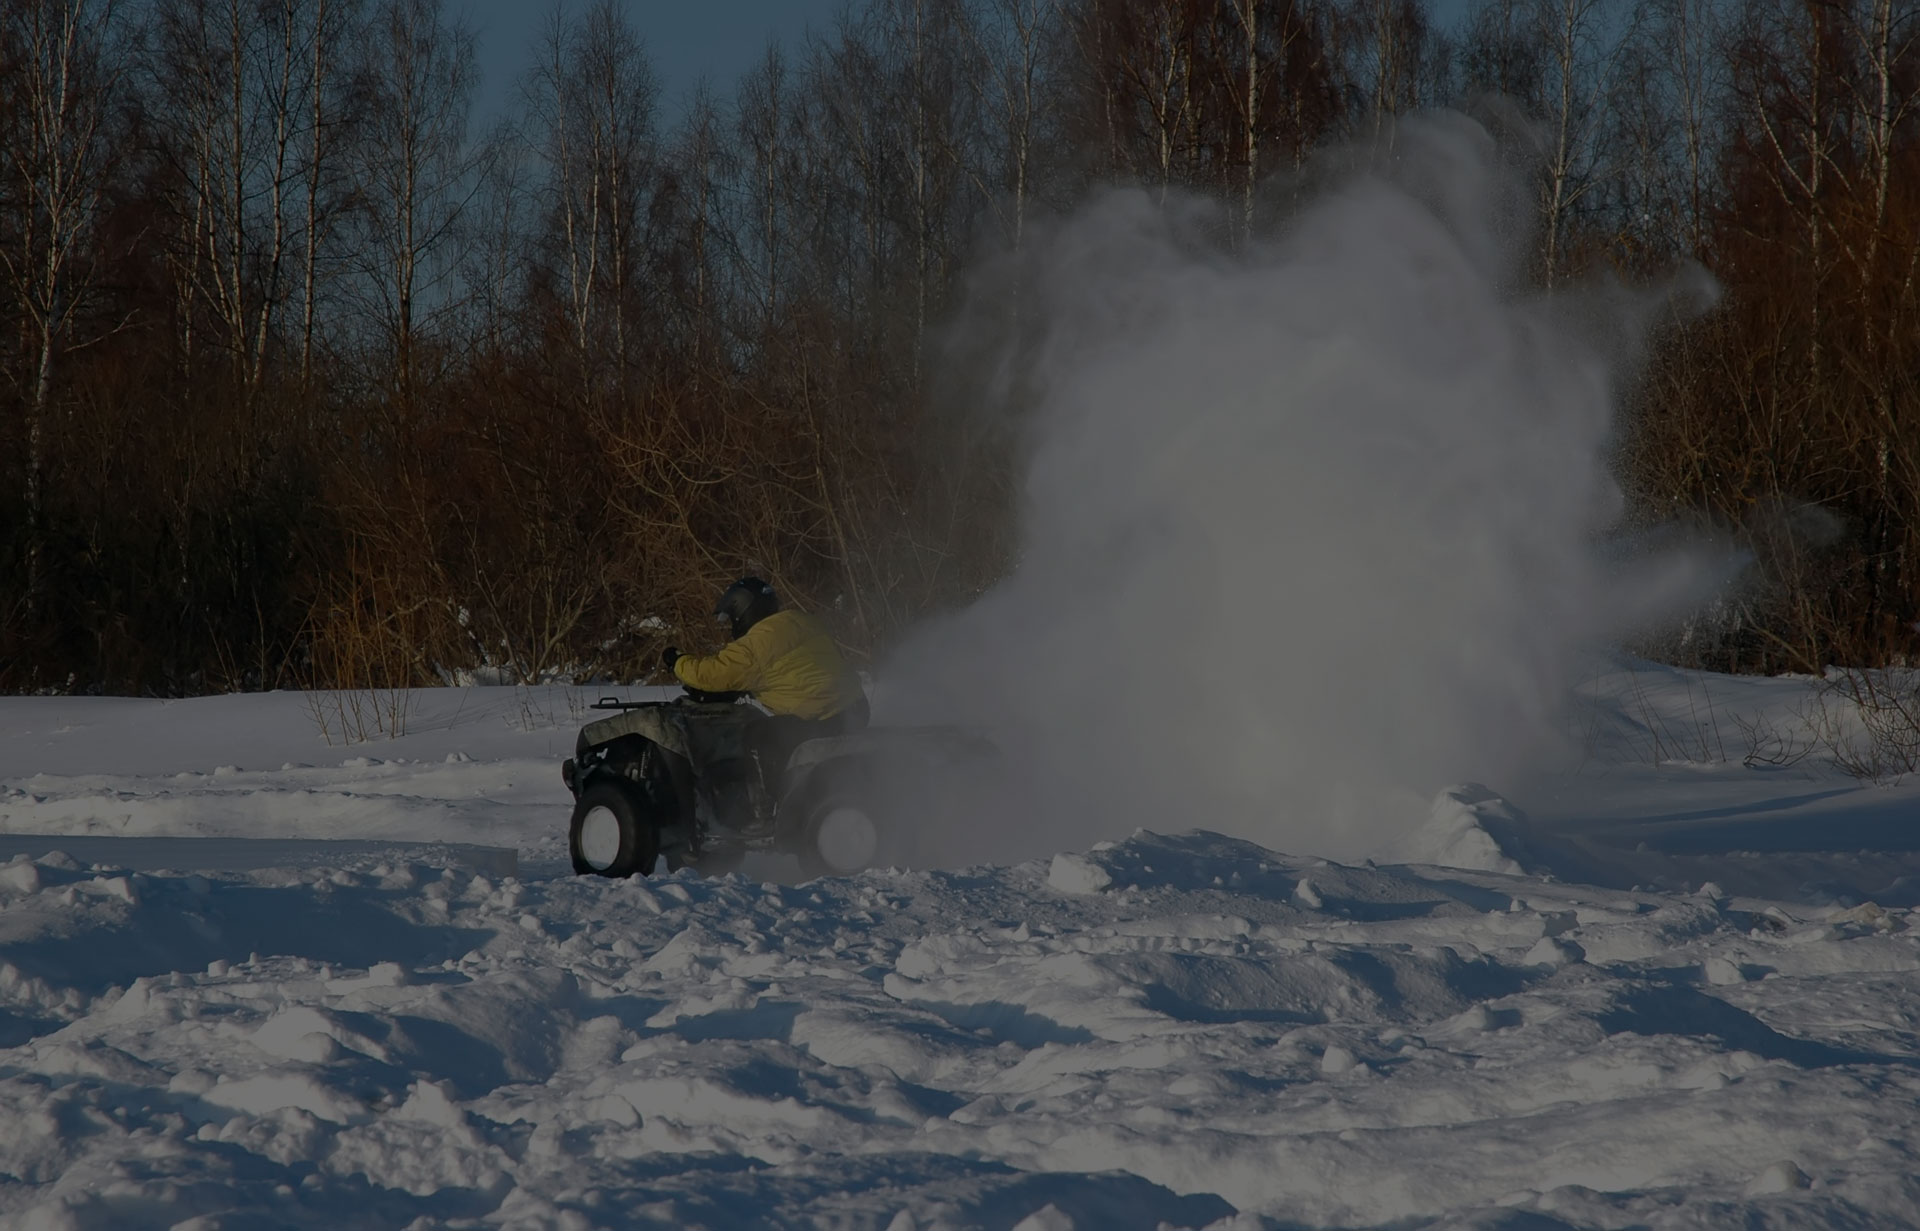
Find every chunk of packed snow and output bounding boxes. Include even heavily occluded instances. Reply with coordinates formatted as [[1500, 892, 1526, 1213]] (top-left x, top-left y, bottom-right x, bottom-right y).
[[0, 860, 40, 895], [1047, 852, 1111, 894], [203, 1072, 364, 1123], [1747, 1159, 1812, 1194], [1522, 936, 1584, 967], [1703, 956, 1747, 986], [1011, 1206, 1077, 1231], [1396, 783, 1530, 875]]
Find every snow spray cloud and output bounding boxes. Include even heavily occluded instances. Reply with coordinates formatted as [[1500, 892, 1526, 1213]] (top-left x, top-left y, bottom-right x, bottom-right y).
[[885, 111, 1715, 863]]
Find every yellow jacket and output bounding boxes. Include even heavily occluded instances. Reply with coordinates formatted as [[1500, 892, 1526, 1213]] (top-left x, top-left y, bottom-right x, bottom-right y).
[[672, 609, 864, 720]]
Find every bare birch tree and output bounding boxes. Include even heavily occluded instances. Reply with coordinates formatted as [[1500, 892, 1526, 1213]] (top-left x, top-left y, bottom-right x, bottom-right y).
[[524, 0, 657, 386], [1225, 0, 1265, 237], [1731, 0, 1850, 405], [352, 0, 476, 404], [1338, 0, 1436, 141], [665, 85, 733, 368], [1646, 0, 1727, 255], [738, 44, 796, 341], [876, 0, 972, 353], [1533, 0, 1626, 281], [150, 0, 316, 396], [465, 119, 532, 358], [298, 0, 358, 388], [0, 0, 128, 612], [1129, 4, 1200, 196], [1461, 0, 1543, 103], [1835, 0, 1919, 301], [961, 0, 1063, 255]]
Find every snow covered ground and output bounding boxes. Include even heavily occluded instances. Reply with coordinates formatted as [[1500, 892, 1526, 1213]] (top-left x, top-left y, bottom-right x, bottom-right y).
[[5, 666, 1920, 1229]]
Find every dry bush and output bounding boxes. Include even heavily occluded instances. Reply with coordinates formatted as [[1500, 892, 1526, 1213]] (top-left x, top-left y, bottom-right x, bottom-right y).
[[1806, 668, 1920, 783], [1618, 667, 1729, 765], [1729, 707, 1818, 770], [299, 542, 444, 743], [425, 375, 630, 684]]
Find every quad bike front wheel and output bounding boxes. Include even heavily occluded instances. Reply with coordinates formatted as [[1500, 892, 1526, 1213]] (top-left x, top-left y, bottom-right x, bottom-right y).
[[569, 778, 658, 877]]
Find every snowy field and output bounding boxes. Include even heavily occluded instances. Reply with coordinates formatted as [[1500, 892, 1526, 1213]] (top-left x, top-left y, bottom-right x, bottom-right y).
[[6, 665, 1920, 1229]]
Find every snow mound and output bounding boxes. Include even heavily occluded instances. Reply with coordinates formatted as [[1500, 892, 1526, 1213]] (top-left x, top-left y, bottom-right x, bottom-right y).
[[1397, 783, 1534, 875], [8, 820, 1920, 1227]]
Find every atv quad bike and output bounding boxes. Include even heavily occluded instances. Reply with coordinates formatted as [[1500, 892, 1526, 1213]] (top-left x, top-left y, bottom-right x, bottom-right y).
[[562, 692, 987, 879]]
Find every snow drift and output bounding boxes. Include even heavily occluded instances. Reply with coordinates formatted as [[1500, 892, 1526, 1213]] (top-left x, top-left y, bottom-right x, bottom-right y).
[[890, 111, 1711, 861], [11, 679, 1920, 1226]]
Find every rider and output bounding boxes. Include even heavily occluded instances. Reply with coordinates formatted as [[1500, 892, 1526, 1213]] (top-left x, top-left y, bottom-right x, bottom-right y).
[[662, 578, 870, 740]]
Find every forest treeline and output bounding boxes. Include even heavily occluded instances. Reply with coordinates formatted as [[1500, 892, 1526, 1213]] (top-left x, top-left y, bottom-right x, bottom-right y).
[[0, 0, 1915, 694]]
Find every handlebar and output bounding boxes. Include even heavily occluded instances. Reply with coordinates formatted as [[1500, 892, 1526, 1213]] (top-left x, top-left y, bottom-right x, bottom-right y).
[[589, 697, 655, 711], [590, 687, 746, 711]]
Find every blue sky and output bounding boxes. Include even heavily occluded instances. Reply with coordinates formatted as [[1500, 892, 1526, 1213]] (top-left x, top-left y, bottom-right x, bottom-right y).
[[458, 0, 847, 123], [458, 0, 1482, 126]]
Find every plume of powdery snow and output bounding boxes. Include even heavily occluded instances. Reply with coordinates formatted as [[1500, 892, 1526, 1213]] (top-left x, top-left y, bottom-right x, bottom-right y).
[[884, 111, 1715, 862]]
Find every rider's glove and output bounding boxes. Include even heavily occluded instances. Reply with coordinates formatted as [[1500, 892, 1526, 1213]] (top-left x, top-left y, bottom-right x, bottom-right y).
[[661, 646, 681, 671]]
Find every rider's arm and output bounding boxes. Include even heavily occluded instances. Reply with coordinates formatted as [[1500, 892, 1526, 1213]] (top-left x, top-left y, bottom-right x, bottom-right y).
[[671, 635, 761, 694]]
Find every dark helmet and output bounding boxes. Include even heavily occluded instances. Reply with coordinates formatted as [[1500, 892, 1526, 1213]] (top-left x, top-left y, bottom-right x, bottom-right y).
[[715, 576, 779, 639]]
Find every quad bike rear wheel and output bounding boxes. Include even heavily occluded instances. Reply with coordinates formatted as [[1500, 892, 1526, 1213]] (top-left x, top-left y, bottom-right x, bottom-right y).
[[796, 787, 890, 879], [569, 778, 658, 877]]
